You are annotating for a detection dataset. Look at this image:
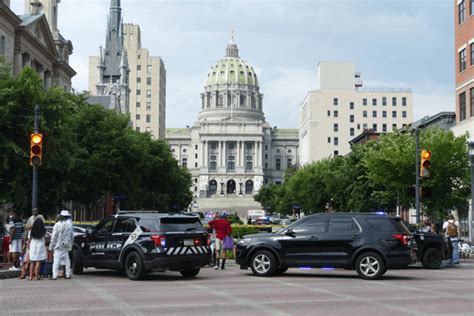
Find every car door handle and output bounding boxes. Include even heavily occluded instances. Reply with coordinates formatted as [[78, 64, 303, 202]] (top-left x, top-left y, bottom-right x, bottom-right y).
[[310, 236, 319, 240]]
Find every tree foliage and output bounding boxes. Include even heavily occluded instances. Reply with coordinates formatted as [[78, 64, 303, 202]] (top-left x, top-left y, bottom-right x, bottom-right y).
[[0, 66, 192, 216], [255, 129, 471, 218]]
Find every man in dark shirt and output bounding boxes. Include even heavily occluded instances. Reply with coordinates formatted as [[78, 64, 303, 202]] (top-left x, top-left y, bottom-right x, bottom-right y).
[[8, 210, 24, 270], [209, 213, 232, 270]]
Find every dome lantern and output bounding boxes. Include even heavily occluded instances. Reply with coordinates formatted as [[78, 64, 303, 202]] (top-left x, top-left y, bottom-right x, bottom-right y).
[[226, 30, 239, 58]]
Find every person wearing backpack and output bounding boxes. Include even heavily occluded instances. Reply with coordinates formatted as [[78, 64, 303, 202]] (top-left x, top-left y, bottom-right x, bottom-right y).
[[442, 214, 461, 265]]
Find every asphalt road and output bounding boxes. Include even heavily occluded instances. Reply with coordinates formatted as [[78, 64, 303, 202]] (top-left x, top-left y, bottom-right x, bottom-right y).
[[0, 262, 473, 316]]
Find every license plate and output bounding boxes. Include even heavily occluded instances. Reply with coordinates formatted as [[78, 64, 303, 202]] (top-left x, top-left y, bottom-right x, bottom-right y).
[[184, 239, 194, 246]]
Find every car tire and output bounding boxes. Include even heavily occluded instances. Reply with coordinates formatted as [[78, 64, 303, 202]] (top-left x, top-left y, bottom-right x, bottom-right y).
[[276, 266, 288, 275], [180, 268, 200, 278], [422, 248, 442, 269], [355, 252, 386, 280], [125, 252, 147, 281], [72, 248, 84, 275], [250, 250, 278, 277]]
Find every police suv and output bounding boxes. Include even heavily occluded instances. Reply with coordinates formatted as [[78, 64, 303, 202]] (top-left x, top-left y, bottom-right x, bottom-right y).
[[72, 211, 211, 280]]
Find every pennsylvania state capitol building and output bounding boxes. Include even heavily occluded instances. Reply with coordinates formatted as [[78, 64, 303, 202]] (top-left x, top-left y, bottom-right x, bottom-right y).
[[166, 36, 299, 213]]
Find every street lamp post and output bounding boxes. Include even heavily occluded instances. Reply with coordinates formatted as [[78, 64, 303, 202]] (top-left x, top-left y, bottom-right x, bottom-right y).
[[468, 141, 474, 244]]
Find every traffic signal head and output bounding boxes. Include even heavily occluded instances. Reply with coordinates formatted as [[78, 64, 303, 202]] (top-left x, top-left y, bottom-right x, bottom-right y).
[[420, 149, 431, 178], [30, 133, 43, 166]]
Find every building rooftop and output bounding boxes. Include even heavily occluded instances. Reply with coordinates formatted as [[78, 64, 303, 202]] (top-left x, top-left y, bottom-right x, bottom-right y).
[[165, 128, 191, 135], [411, 112, 456, 129]]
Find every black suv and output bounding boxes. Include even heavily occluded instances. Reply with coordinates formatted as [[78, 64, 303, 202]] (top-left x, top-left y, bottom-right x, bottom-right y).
[[72, 211, 211, 280], [236, 213, 416, 280]]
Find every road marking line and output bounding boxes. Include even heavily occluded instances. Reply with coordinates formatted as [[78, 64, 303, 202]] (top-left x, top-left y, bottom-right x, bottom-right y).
[[188, 283, 289, 316], [258, 277, 427, 315], [74, 278, 144, 316]]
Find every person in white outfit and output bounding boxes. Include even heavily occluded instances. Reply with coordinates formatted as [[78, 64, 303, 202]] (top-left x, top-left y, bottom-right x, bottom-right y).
[[49, 210, 74, 280], [28, 218, 47, 280]]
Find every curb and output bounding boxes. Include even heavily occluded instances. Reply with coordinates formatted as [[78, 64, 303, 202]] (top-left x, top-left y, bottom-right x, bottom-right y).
[[0, 270, 20, 280]]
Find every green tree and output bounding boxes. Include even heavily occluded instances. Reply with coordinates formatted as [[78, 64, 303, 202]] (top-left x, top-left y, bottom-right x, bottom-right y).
[[0, 65, 193, 216]]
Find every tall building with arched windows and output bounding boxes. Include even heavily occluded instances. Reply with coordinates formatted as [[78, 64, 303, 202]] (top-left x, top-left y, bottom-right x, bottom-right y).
[[166, 35, 299, 215]]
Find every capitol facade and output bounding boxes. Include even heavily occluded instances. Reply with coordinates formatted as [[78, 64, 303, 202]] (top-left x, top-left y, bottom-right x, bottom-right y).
[[166, 36, 299, 213]]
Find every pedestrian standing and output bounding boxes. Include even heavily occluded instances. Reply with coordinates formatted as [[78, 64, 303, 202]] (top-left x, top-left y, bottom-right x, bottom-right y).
[[1, 219, 10, 266], [209, 213, 232, 270], [20, 208, 44, 278], [49, 210, 74, 280], [8, 210, 24, 270], [420, 219, 431, 233], [443, 214, 461, 265], [28, 218, 47, 280], [25, 208, 45, 234]]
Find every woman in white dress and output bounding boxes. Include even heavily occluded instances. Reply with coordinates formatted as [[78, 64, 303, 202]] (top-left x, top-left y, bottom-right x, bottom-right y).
[[29, 218, 47, 280]]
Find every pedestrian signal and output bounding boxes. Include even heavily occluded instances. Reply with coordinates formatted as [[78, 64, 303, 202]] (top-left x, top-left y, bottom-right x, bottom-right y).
[[30, 133, 43, 166], [420, 149, 431, 178]]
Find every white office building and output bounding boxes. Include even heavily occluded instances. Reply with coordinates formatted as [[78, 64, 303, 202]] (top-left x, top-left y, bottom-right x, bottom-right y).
[[299, 62, 413, 164]]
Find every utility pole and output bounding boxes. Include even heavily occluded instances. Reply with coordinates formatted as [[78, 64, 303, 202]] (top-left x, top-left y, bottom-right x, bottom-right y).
[[415, 127, 420, 225], [32, 105, 40, 210]]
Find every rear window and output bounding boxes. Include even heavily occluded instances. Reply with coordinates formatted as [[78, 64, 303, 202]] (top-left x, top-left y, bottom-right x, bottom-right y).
[[366, 218, 404, 233], [159, 217, 203, 232], [137, 218, 159, 232]]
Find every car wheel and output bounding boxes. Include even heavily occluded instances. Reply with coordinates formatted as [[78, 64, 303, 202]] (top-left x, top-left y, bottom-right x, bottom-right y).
[[125, 252, 147, 281], [276, 266, 288, 275], [250, 250, 278, 277], [180, 268, 200, 278], [422, 248, 442, 269], [355, 252, 386, 280], [72, 248, 83, 275]]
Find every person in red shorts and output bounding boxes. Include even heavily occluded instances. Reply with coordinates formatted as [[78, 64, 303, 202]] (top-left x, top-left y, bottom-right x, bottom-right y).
[[208, 213, 232, 270]]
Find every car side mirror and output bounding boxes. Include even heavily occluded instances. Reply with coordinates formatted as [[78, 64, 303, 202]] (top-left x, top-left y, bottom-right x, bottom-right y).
[[285, 229, 296, 237], [86, 227, 93, 237]]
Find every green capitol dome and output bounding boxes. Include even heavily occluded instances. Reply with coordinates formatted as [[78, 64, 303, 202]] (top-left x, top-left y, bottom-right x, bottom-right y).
[[199, 32, 264, 122], [206, 34, 258, 87]]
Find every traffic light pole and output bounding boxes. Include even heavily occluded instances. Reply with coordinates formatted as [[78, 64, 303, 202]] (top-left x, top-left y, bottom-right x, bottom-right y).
[[415, 127, 420, 225], [32, 105, 40, 210]]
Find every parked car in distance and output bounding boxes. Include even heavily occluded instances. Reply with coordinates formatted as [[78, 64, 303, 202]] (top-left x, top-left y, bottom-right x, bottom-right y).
[[236, 212, 416, 280], [401, 221, 448, 269], [279, 216, 291, 225], [184, 212, 205, 221], [72, 211, 211, 280]]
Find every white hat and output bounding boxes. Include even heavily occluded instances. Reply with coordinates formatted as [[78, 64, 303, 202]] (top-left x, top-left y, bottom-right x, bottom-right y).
[[60, 210, 71, 217]]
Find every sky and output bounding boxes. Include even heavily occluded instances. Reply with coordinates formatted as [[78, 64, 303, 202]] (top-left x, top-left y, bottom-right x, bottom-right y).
[[11, 0, 454, 128]]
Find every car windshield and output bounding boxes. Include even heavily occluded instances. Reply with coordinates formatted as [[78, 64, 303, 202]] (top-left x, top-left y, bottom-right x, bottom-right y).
[[159, 217, 203, 232]]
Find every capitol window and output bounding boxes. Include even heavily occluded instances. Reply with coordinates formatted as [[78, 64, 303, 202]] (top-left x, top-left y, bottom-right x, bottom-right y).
[[227, 156, 235, 171], [218, 94, 224, 107], [245, 161, 253, 171], [275, 158, 281, 171], [209, 156, 217, 171], [240, 95, 246, 107]]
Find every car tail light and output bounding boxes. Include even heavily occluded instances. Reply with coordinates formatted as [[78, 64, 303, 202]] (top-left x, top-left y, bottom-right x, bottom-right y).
[[151, 235, 166, 248], [194, 239, 201, 246], [207, 235, 211, 246], [392, 234, 409, 246]]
